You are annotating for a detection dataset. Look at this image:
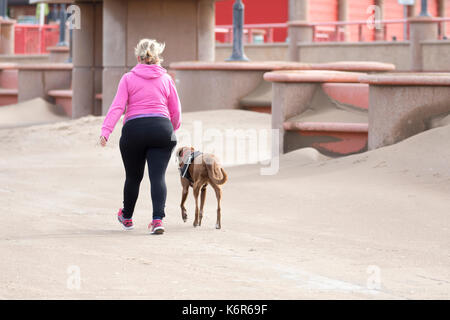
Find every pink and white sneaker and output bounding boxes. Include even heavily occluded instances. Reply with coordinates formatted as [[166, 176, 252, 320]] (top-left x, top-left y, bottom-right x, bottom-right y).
[[149, 219, 164, 235], [117, 208, 134, 230]]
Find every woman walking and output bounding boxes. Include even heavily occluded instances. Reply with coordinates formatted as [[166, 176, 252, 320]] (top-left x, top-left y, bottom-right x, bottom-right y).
[[99, 39, 181, 235]]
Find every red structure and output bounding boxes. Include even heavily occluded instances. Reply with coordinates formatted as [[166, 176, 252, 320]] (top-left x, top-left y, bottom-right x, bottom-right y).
[[215, 0, 289, 42], [14, 24, 59, 54], [215, 0, 449, 43]]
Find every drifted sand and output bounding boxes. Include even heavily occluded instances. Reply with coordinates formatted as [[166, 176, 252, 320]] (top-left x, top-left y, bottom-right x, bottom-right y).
[[0, 109, 449, 299]]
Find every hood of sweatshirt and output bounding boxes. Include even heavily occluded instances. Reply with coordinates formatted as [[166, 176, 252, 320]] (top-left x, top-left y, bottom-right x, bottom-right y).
[[131, 63, 167, 79]]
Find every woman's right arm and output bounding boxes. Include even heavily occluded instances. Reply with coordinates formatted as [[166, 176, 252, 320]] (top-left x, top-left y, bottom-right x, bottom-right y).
[[101, 74, 129, 141]]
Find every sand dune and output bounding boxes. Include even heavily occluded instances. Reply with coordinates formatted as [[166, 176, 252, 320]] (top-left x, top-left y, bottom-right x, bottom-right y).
[[0, 110, 448, 299], [0, 98, 69, 130]]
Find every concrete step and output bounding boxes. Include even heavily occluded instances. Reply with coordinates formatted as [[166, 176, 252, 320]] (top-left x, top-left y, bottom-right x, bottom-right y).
[[322, 83, 369, 110], [48, 89, 72, 117], [239, 80, 272, 114], [0, 68, 18, 90], [283, 120, 368, 156], [0, 88, 18, 106]]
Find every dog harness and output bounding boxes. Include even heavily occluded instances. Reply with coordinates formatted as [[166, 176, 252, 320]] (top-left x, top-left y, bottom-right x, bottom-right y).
[[179, 151, 202, 184]]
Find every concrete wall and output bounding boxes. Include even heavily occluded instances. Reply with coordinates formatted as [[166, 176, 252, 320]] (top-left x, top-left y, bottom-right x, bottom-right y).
[[0, 54, 50, 64], [216, 43, 289, 62], [100, 0, 215, 115], [421, 40, 450, 71], [126, 0, 199, 69], [215, 41, 450, 72], [297, 42, 411, 71]]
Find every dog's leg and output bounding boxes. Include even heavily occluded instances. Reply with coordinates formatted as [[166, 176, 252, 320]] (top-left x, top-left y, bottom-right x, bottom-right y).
[[180, 183, 189, 222], [211, 184, 222, 229], [199, 185, 207, 227], [193, 184, 201, 227]]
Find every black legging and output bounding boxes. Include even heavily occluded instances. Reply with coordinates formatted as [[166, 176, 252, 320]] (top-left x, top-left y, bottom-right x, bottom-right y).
[[119, 116, 177, 220]]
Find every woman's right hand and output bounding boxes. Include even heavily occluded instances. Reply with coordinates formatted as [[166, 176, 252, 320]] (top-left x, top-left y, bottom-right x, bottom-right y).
[[99, 136, 107, 147]]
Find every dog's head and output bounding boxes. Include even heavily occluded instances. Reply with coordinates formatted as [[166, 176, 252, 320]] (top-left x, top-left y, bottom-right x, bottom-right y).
[[176, 146, 195, 166]]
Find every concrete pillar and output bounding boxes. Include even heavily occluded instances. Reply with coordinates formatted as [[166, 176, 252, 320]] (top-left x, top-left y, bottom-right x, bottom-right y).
[[102, 0, 128, 115], [409, 16, 438, 71], [288, 0, 311, 62], [197, 0, 215, 61], [374, 0, 384, 41], [72, 1, 102, 118], [289, 0, 308, 21], [0, 19, 14, 55], [338, 0, 349, 41]]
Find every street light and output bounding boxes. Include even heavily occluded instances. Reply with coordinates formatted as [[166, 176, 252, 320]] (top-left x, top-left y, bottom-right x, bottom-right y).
[[0, 0, 8, 18], [226, 0, 249, 61], [419, 0, 430, 17]]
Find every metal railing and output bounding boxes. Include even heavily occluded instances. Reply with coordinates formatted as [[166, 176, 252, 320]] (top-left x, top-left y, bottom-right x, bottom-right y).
[[216, 17, 450, 44], [14, 24, 60, 54], [215, 23, 287, 44]]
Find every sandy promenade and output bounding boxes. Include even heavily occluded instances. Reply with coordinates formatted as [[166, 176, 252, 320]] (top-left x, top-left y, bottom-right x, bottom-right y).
[[0, 109, 449, 299]]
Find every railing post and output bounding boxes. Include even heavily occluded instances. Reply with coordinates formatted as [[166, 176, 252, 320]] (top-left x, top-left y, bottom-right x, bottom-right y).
[[267, 28, 274, 43], [226, 0, 249, 61], [57, 4, 68, 46], [409, 15, 438, 71]]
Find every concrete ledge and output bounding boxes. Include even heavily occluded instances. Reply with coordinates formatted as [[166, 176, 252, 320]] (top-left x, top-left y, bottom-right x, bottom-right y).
[[16, 63, 73, 71], [0, 54, 50, 64], [314, 61, 395, 72], [48, 89, 73, 98], [171, 61, 314, 71], [172, 60, 395, 72], [264, 70, 365, 83], [360, 73, 450, 86], [284, 121, 368, 133], [47, 46, 70, 53], [0, 62, 18, 70]]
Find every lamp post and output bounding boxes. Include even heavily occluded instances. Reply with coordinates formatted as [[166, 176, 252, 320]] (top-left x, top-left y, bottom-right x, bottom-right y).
[[419, 0, 430, 17], [57, 3, 68, 46], [0, 0, 7, 18], [226, 0, 249, 61]]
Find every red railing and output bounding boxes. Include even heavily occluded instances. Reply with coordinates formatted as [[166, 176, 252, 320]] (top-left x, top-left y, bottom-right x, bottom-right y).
[[14, 24, 60, 54], [312, 17, 450, 42], [215, 23, 287, 43], [215, 17, 450, 44]]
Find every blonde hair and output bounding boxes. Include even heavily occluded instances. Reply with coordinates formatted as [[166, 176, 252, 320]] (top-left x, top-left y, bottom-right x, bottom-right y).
[[134, 39, 165, 65]]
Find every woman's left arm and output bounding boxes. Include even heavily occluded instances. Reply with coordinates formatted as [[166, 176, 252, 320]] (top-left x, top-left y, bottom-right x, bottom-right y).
[[167, 76, 182, 131], [100, 74, 129, 143]]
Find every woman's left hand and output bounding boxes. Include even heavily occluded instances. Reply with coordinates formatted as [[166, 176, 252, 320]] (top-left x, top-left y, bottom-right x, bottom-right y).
[[99, 136, 107, 147]]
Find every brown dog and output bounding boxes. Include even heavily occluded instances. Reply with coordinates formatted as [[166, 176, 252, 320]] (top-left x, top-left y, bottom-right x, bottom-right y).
[[176, 146, 228, 229]]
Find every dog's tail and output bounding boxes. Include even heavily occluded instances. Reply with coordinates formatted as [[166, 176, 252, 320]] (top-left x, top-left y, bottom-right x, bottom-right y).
[[206, 161, 228, 185]]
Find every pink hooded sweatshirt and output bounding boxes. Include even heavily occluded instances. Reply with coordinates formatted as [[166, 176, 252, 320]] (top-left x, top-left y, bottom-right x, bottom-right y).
[[101, 64, 181, 140]]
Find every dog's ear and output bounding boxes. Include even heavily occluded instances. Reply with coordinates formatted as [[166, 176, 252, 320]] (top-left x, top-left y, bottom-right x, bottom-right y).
[[190, 146, 195, 152]]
